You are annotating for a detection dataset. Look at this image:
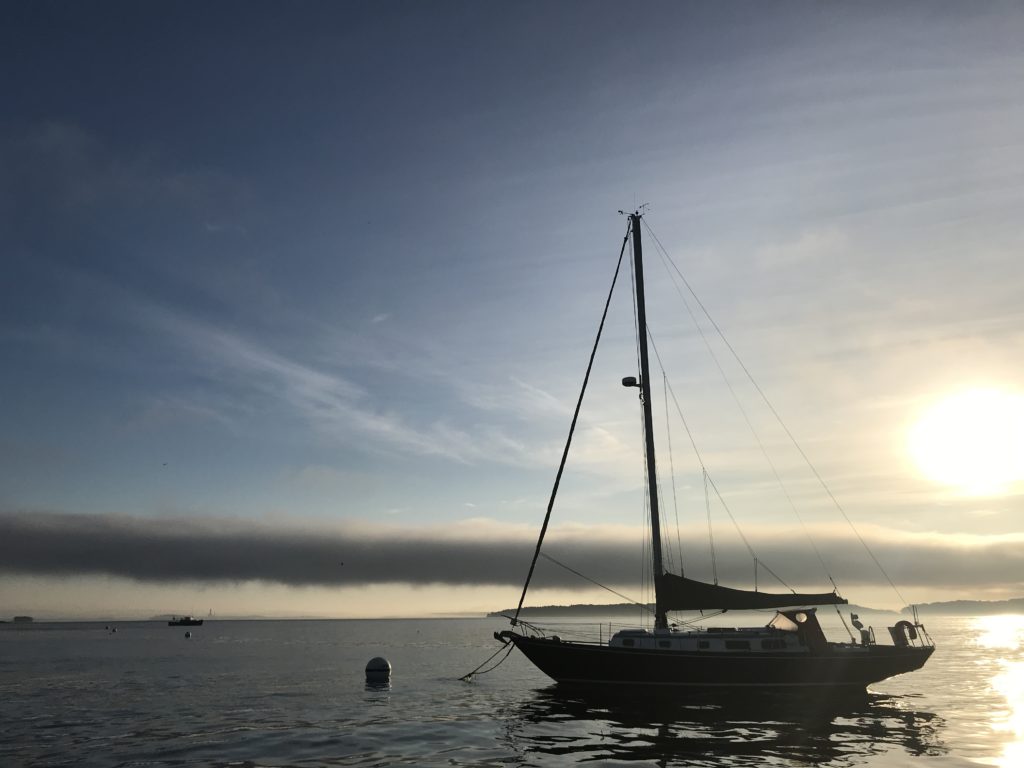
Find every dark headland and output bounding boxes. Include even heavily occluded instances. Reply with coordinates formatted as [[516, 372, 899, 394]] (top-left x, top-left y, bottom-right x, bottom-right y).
[[492, 597, 1024, 619], [904, 597, 1024, 616], [488, 603, 896, 618]]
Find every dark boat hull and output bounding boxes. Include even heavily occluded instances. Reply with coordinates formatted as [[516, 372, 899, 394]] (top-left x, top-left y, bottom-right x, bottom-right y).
[[503, 633, 933, 689], [168, 619, 203, 626]]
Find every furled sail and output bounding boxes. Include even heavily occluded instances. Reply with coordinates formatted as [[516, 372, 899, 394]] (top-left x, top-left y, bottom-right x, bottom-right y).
[[656, 572, 848, 611]]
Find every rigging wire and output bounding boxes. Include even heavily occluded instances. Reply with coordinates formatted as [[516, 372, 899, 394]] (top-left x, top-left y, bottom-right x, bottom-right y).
[[653, 439, 676, 575], [663, 372, 686, 575], [834, 602, 856, 643], [641, 219, 905, 605], [644, 225, 836, 590], [655, 472, 676, 575], [669, 608, 728, 627], [510, 224, 631, 626], [704, 462, 794, 590], [703, 468, 718, 584], [640, 416, 654, 625], [540, 552, 655, 615], [648, 332, 793, 592]]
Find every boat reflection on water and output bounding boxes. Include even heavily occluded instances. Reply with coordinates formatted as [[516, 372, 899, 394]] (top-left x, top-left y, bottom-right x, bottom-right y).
[[501, 686, 946, 766]]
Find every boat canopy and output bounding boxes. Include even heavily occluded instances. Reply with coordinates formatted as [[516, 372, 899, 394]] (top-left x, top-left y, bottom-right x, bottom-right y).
[[656, 572, 848, 611]]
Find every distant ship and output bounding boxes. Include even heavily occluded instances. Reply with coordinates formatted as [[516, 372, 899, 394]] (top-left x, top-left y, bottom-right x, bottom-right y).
[[168, 616, 203, 626]]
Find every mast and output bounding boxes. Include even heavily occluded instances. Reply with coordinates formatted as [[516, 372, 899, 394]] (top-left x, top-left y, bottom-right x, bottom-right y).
[[629, 212, 668, 630]]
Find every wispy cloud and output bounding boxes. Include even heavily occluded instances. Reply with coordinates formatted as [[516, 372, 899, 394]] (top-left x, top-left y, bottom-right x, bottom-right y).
[[131, 297, 640, 473], [140, 305, 487, 462]]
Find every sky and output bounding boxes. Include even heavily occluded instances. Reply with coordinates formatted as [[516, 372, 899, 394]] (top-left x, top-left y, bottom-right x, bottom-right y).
[[2, 1, 1023, 619]]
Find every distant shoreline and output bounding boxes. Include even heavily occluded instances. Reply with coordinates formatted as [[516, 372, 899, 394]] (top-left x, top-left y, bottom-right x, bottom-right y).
[[903, 597, 1024, 616], [487, 602, 897, 618], [0, 614, 494, 624], [5, 596, 1022, 623], [490, 597, 1024, 618]]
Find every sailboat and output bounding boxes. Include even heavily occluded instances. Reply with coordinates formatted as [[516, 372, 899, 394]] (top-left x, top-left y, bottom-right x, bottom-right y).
[[494, 212, 934, 689]]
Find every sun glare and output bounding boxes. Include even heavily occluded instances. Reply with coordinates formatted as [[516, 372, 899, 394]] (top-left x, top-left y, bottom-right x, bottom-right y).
[[908, 388, 1024, 496], [975, 615, 1024, 651]]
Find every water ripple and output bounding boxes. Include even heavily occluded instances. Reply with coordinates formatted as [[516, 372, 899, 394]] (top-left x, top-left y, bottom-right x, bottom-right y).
[[0, 616, 1018, 766]]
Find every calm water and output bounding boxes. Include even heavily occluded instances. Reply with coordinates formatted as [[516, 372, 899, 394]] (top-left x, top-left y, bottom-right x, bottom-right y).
[[1, 613, 1021, 767]]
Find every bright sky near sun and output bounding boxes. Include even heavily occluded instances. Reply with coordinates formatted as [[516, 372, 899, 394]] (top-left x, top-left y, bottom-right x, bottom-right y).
[[2, 1, 1023, 619]]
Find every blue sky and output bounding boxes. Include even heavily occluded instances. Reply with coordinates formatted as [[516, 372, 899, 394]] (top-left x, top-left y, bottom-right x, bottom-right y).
[[2, 1, 1023, 618]]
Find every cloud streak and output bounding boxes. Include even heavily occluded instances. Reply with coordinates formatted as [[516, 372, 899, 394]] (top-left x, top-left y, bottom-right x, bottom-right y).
[[143, 305, 516, 465], [2, 511, 1021, 597], [135, 300, 632, 474]]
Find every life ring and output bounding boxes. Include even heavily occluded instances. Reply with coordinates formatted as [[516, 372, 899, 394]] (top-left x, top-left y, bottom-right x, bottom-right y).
[[894, 620, 918, 641]]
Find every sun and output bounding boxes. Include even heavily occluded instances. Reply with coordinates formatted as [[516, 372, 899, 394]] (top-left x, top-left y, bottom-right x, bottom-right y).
[[908, 388, 1024, 496]]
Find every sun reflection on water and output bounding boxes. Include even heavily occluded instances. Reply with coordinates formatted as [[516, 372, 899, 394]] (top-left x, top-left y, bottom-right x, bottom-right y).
[[974, 615, 1024, 768], [976, 615, 1024, 650]]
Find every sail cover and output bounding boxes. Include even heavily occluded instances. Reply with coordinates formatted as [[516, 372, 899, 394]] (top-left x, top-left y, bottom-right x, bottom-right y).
[[656, 572, 847, 611]]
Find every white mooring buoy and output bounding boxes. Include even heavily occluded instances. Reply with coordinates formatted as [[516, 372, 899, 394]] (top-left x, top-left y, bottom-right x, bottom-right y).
[[365, 656, 391, 686]]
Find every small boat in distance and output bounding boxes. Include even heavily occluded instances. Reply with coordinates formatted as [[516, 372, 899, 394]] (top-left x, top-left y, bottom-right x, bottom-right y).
[[168, 616, 203, 626], [494, 211, 934, 690]]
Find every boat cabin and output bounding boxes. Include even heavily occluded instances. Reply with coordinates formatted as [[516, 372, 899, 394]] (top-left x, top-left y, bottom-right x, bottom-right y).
[[608, 608, 832, 653]]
